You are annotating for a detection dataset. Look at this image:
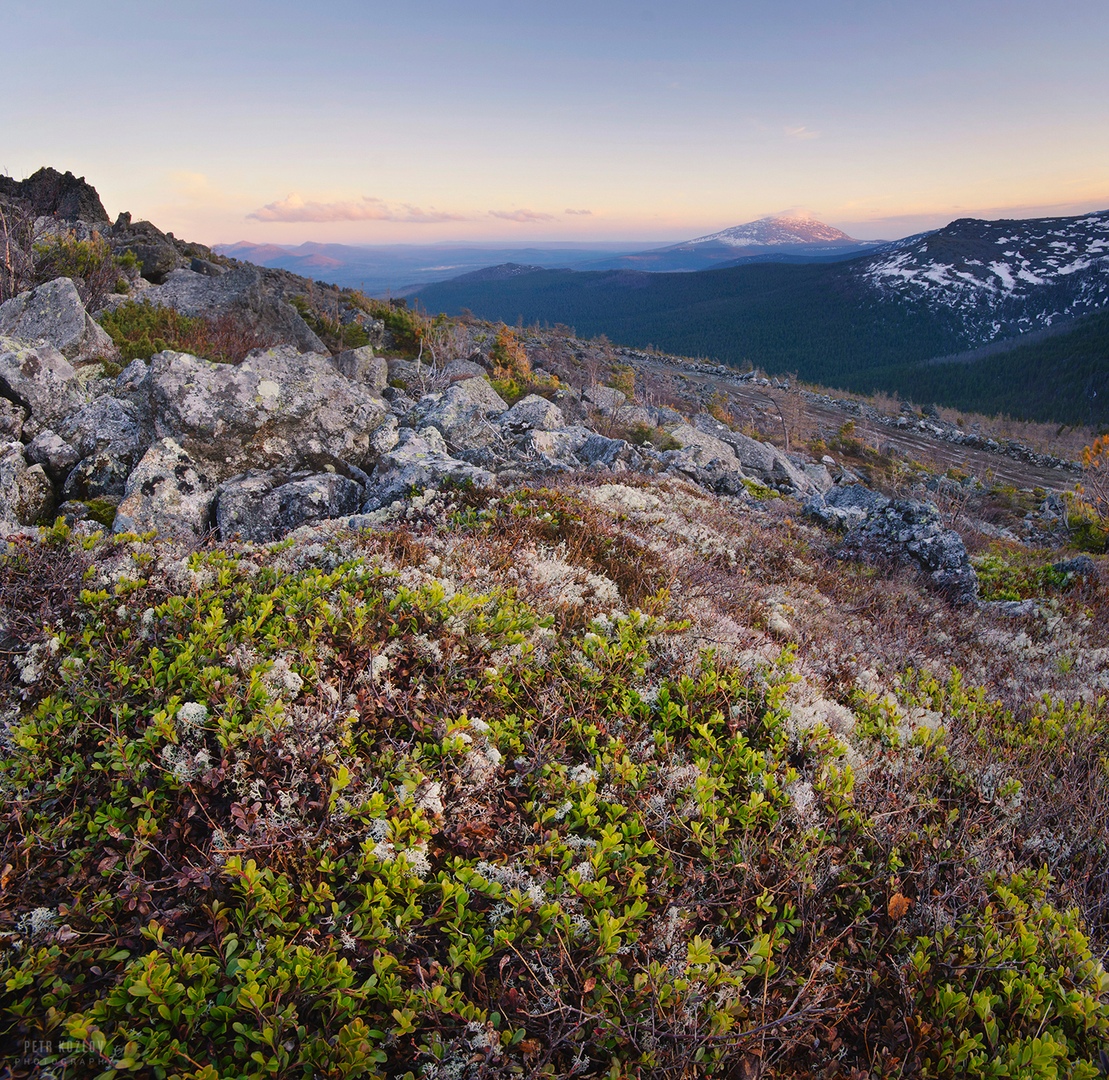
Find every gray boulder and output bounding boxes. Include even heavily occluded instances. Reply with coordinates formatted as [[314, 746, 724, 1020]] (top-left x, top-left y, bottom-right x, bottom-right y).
[[62, 451, 136, 502], [0, 443, 54, 525], [216, 471, 364, 542], [386, 357, 434, 391], [59, 396, 150, 498], [583, 385, 626, 411], [333, 346, 387, 394], [0, 279, 117, 364], [26, 430, 81, 482], [148, 346, 388, 478], [577, 433, 629, 468], [500, 394, 565, 435], [364, 427, 495, 510], [140, 267, 325, 353], [666, 424, 742, 469], [517, 426, 594, 471], [0, 338, 84, 437], [113, 438, 216, 540], [612, 404, 652, 428], [442, 358, 487, 380], [110, 220, 187, 283], [413, 377, 508, 452], [838, 499, 977, 603]]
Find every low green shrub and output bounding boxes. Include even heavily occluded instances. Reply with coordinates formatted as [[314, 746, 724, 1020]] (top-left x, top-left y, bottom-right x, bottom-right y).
[[98, 301, 273, 364], [289, 295, 371, 353], [971, 551, 1078, 601], [32, 232, 132, 310]]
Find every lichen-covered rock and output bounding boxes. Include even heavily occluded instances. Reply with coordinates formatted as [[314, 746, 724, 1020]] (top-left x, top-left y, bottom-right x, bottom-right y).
[[577, 433, 629, 468], [412, 377, 508, 452], [0, 278, 116, 363], [0, 443, 54, 525], [113, 438, 216, 540], [517, 426, 594, 471], [838, 499, 978, 603], [148, 346, 388, 478], [57, 396, 150, 499], [215, 470, 365, 542], [583, 385, 626, 411], [0, 338, 84, 437], [0, 398, 26, 441], [364, 427, 495, 511], [333, 346, 387, 394], [692, 414, 817, 493], [109, 219, 188, 283], [665, 424, 742, 469], [804, 483, 890, 528]]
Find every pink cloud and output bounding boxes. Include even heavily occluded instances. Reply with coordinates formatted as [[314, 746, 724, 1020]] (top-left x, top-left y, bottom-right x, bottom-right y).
[[488, 208, 557, 223], [248, 193, 466, 223], [564, 208, 593, 216]]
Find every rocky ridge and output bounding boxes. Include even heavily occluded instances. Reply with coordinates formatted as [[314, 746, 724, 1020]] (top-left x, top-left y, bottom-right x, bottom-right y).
[[3, 168, 1096, 605]]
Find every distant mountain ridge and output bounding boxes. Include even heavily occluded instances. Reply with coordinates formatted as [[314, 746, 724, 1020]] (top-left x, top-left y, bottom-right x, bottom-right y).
[[577, 213, 883, 272], [414, 207, 1109, 423], [212, 240, 664, 294]]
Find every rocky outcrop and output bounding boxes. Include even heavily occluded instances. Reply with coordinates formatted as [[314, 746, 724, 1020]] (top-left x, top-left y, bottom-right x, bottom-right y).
[[148, 346, 388, 478], [692, 414, 825, 494], [0, 279, 116, 364], [837, 499, 978, 603], [804, 484, 890, 528], [363, 427, 495, 511], [139, 267, 325, 353], [333, 346, 388, 393], [0, 443, 54, 526], [412, 377, 508, 453], [0, 168, 109, 223], [499, 394, 566, 435], [108, 219, 188, 283]]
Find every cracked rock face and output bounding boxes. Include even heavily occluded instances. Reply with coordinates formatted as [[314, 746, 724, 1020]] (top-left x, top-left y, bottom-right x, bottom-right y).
[[0, 337, 85, 438], [0, 443, 54, 526], [362, 427, 496, 511], [140, 267, 325, 352], [215, 471, 364, 543], [148, 346, 388, 478]]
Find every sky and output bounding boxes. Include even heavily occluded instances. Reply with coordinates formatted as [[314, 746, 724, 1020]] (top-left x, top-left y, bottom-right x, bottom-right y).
[[5, 0, 1109, 246]]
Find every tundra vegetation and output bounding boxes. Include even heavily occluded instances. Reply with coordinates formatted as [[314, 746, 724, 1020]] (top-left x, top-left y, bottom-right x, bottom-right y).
[[2, 472, 1109, 1079]]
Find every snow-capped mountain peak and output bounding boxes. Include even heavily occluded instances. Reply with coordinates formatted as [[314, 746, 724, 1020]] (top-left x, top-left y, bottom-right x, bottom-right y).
[[684, 214, 859, 249]]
